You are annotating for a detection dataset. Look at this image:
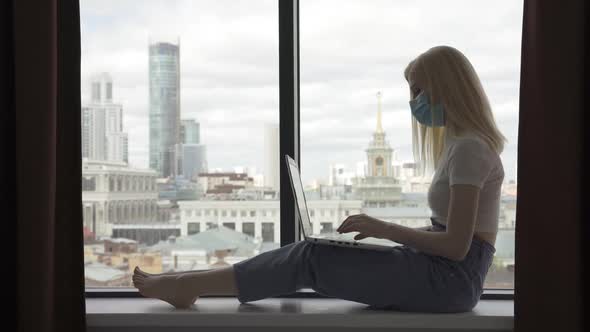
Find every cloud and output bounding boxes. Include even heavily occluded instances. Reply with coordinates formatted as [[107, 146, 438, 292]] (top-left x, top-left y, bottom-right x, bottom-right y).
[[81, 0, 523, 183]]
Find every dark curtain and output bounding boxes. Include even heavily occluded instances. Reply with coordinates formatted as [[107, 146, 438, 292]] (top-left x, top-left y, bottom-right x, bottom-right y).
[[7, 0, 87, 331], [515, 0, 586, 331]]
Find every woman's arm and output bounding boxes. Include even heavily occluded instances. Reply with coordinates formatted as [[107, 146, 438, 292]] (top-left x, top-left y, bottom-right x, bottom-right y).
[[338, 184, 480, 261], [384, 184, 480, 261]]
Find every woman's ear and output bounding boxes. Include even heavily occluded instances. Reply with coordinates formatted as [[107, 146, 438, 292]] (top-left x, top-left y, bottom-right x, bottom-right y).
[[410, 85, 422, 100]]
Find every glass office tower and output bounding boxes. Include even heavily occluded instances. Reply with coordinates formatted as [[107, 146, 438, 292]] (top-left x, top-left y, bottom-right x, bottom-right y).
[[149, 40, 180, 177]]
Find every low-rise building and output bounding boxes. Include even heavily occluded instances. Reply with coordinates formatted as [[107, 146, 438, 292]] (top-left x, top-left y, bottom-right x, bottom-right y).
[[178, 199, 363, 241], [82, 159, 158, 239]]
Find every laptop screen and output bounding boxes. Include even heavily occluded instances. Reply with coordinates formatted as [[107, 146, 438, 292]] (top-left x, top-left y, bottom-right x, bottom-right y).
[[285, 156, 314, 237]]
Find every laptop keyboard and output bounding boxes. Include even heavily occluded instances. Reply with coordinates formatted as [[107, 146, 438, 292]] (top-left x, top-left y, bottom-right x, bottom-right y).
[[315, 232, 400, 247], [319, 232, 356, 240]]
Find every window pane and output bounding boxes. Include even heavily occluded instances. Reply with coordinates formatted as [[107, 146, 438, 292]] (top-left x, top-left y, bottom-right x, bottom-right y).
[[320, 222, 333, 234], [301, 0, 520, 289], [81, 0, 279, 288], [242, 222, 255, 238], [222, 222, 236, 230], [187, 222, 200, 235], [261, 222, 275, 243]]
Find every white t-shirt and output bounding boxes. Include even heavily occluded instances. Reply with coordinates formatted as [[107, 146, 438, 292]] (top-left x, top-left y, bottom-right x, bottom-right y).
[[427, 131, 504, 233]]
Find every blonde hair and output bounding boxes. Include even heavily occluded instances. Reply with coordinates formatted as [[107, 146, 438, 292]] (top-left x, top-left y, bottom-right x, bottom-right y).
[[404, 45, 507, 174]]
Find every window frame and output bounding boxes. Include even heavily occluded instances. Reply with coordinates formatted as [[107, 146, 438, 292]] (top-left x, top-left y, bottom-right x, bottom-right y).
[[84, 0, 513, 301]]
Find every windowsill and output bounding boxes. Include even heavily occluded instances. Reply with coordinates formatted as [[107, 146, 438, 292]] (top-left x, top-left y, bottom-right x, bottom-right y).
[[86, 297, 514, 331]]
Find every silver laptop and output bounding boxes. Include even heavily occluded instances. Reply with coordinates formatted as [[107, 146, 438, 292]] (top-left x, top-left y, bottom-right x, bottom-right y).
[[285, 155, 398, 251]]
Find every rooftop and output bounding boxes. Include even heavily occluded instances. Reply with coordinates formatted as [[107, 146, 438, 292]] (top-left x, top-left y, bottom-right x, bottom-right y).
[[85, 262, 127, 282], [104, 238, 138, 244], [148, 225, 258, 256]]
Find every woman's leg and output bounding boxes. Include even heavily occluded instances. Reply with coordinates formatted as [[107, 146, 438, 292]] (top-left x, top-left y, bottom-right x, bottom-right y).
[[232, 240, 420, 309], [133, 242, 314, 308], [132, 265, 238, 308], [134, 266, 204, 278], [233, 240, 478, 312], [134, 240, 476, 312], [134, 241, 415, 309], [133, 242, 308, 307]]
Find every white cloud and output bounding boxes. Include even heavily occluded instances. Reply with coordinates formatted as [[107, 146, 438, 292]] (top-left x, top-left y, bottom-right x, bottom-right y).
[[80, 0, 523, 182]]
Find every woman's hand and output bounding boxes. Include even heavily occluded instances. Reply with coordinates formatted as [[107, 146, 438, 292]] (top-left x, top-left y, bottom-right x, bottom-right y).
[[336, 213, 392, 240]]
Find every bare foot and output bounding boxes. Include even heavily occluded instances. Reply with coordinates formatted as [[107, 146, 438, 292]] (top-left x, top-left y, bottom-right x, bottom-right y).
[[134, 266, 185, 278], [133, 271, 198, 309]]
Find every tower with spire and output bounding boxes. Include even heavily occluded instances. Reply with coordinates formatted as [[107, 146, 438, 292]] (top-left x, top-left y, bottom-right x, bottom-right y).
[[353, 92, 402, 207], [366, 91, 393, 177]]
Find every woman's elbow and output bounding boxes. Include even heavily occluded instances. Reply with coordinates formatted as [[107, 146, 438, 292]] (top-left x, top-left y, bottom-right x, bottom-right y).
[[445, 246, 469, 262]]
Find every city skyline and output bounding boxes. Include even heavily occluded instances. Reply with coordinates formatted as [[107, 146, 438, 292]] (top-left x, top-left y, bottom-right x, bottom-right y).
[[81, 0, 522, 183], [81, 69, 517, 187]]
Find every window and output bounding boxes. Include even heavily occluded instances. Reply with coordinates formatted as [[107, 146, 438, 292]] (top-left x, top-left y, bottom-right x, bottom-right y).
[[81, 0, 279, 288], [261, 222, 274, 242], [320, 222, 333, 234], [82, 0, 517, 295], [187, 222, 200, 235], [242, 222, 255, 238], [301, 0, 521, 289], [91, 82, 100, 101], [82, 176, 96, 191]]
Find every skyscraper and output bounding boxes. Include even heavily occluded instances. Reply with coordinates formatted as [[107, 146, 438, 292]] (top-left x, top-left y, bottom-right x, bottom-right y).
[[181, 144, 208, 181], [263, 123, 279, 190], [177, 119, 206, 180], [82, 72, 128, 163], [149, 39, 181, 177], [181, 119, 200, 144], [82, 106, 106, 160]]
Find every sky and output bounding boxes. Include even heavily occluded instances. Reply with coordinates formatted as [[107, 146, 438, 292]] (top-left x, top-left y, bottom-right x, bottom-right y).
[[80, 0, 523, 184]]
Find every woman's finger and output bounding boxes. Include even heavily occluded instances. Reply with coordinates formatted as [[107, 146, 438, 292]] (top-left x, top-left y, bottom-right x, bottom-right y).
[[339, 218, 360, 232], [340, 219, 367, 233], [339, 221, 359, 233], [337, 215, 353, 232], [354, 233, 368, 240]]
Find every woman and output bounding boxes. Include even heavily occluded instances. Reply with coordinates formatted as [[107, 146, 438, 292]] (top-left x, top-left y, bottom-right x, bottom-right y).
[[133, 45, 506, 313]]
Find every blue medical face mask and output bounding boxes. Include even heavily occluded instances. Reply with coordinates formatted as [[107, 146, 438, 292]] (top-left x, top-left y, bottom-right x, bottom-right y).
[[409, 91, 445, 127]]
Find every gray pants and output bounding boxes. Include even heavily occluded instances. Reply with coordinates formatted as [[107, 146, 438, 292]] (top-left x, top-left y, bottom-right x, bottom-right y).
[[233, 219, 495, 313]]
